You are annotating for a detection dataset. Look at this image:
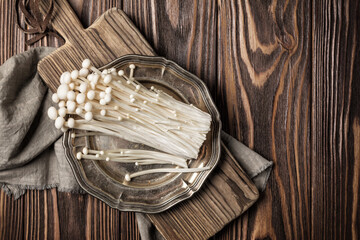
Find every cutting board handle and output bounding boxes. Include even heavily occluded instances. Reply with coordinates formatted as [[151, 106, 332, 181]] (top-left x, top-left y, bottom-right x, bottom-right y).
[[40, 0, 84, 43]]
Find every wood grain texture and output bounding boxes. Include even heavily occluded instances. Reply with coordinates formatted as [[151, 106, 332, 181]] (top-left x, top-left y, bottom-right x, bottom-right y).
[[216, 0, 312, 239], [311, 0, 360, 239], [1, 0, 360, 239]]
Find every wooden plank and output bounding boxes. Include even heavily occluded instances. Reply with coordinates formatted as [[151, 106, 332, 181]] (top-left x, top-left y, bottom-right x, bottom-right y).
[[311, 0, 360, 239], [122, 0, 218, 99], [0, 190, 24, 239], [215, 0, 312, 239]]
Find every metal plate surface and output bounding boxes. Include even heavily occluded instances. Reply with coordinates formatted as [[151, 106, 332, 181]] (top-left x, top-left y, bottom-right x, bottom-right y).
[[64, 55, 221, 213]]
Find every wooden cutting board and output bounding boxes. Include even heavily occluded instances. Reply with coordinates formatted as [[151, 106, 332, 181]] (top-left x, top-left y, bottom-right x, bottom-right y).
[[38, 0, 155, 92], [38, 0, 259, 239]]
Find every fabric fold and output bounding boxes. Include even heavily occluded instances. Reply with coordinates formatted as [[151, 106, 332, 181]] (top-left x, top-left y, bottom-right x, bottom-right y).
[[0, 47, 83, 198], [220, 131, 273, 192], [0, 47, 60, 170]]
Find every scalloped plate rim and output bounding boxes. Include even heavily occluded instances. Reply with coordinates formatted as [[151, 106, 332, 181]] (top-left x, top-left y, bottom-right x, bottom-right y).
[[63, 55, 222, 213]]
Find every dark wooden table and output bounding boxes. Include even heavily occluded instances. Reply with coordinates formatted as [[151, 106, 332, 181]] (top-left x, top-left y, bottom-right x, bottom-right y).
[[1, 0, 359, 239]]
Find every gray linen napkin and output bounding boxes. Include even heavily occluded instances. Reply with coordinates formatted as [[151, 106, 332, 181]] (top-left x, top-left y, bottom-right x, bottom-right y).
[[0, 47, 272, 240], [0, 47, 83, 197]]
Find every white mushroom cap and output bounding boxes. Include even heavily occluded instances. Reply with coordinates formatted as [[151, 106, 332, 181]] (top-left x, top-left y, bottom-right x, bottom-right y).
[[84, 102, 93, 112], [79, 68, 89, 77], [57, 84, 69, 100], [55, 117, 65, 129], [60, 72, 65, 84], [87, 90, 95, 100], [58, 101, 65, 108], [99, 99, 106, 105], [62, 72, 71, 84], [124, 174, 131, 181], [47, 107, 58, 120], [66, 101, 76, 112], [75, 107, 82, 115], [76, 152, 82, 160], [104, 93, 112, 103], [100, 109, 106, 116], [118, 70, 124, 76], [82, 59, 91, 69], [104, 75, 112, 84], [82, 147, 88, 155], [79, 83, 88, 93], [76, 93, 86, 104], [129, 64, 136, 69], [67, 90, 76, 101], [85, 112, 93, 121], [58, 107, 67, 117], [71, 70, 79, 80], [52, 93, 59, 103], [60, 72, 70, 84], [67, 118, 75, 128]]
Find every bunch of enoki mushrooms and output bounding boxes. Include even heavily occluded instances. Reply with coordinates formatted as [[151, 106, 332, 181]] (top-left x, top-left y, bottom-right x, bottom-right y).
[[47, 59, 212, 181]]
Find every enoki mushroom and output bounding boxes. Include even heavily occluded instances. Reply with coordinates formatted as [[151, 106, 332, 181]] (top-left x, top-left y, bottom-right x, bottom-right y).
[[76, 147, 189, 168], [74, 140, 210, 182], [47, 59, 211, 159]]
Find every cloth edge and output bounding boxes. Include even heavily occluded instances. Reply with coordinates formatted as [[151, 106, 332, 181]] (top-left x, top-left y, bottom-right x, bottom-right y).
[[1, 182, 86, 200]]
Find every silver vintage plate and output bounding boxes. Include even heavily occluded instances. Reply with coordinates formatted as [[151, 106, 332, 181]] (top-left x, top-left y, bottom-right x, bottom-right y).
[[64, 55, 221, 213]]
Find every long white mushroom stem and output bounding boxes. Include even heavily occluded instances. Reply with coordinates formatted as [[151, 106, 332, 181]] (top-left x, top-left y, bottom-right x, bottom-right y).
[[47, 59, 211, 159], [124, 166, 211, 181], [71, 133, 212, 181], [78, 148, 189, 168]]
